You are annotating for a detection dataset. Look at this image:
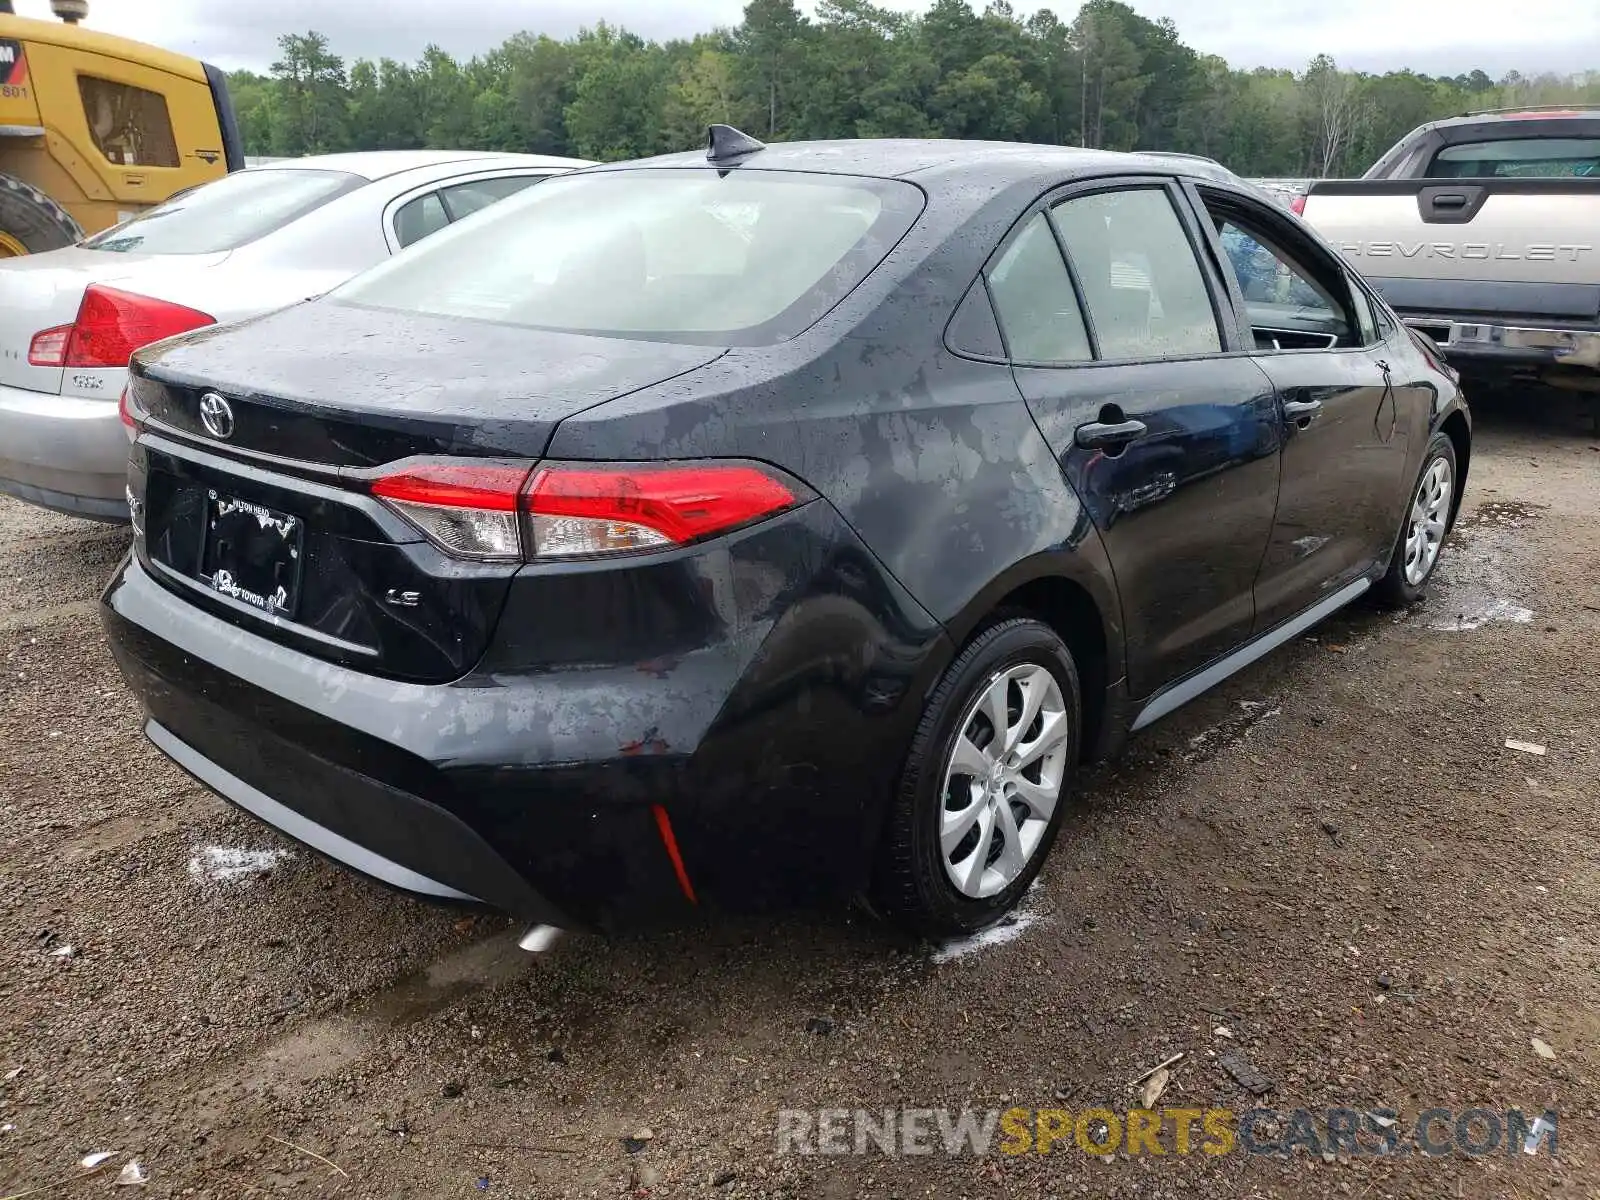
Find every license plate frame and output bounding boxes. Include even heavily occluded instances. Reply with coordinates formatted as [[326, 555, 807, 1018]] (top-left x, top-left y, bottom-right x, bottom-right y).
[[197, 488, 304, 619]]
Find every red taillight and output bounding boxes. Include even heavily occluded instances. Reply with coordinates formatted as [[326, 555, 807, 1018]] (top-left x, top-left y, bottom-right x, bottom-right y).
[[1290, 193, 1307, 216], [370, 461, 533, 561], [368, 459, 802, 562], [27, 285, 214, 371], [118, 386, 134, 430], [524, 463, 798, 558]]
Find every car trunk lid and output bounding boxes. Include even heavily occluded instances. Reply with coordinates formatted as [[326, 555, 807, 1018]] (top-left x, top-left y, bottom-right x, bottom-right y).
[[130, 300, 726, 682], [131, 300, 724, 466]]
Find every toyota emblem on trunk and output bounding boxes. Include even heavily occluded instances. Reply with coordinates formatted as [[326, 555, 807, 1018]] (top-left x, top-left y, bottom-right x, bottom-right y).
[[199, 392, 235, 440]]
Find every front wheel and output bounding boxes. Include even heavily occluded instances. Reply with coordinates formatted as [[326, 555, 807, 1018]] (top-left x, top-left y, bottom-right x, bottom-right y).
[[1375, 431, 1458, 608], [875, 618, 1080, 938]]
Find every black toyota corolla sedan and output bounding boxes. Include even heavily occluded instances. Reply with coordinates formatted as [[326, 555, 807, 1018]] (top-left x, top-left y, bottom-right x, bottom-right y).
[[103, 128, 1470, 939]]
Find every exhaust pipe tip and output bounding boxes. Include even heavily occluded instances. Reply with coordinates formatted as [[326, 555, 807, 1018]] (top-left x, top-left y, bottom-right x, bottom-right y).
[[516, 924, 563, 954]]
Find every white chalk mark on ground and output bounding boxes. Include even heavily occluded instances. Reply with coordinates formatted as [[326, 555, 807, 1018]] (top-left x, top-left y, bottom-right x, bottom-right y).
[[1425, 515, 1537, 632], [188, 845, 293, 885], [1428, 595, 1533, 632], [931, 891, 1046, 963]]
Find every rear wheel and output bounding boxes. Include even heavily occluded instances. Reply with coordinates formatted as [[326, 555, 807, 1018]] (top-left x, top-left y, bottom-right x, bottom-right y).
[[1374, 431, 1458, 608], [875, 618, 1080, 937], [0, 173, 83, 258]]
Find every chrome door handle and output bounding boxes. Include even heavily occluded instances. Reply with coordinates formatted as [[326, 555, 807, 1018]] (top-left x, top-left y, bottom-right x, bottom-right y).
[[1283, 398, 1323, 424]]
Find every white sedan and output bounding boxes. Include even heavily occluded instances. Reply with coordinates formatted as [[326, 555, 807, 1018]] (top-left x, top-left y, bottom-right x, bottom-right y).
[[0, 149, 592, 521]]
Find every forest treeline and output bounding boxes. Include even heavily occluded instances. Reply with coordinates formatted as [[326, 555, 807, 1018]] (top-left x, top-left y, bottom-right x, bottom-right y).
[[229, 0, 1600, 177]]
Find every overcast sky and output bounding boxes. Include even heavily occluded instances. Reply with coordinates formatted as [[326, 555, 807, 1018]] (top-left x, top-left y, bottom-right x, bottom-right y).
[[25, 0, 1600, 78]]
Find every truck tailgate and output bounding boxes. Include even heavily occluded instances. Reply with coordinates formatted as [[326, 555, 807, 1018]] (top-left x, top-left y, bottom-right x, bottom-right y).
[[1304, 178, 1600, 294]]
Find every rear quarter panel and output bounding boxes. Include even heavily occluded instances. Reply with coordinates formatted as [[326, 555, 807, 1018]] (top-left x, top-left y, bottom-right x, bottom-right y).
[[544, 178, 1128, 685]]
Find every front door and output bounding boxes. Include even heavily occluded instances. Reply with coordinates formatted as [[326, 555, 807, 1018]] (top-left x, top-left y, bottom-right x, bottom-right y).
[[988, 181, 1282, 699], [1194, 189, 1418, 631]]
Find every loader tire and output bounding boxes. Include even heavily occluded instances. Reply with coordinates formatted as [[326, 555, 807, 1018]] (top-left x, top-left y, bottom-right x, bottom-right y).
[[0, 172, 83, 257]]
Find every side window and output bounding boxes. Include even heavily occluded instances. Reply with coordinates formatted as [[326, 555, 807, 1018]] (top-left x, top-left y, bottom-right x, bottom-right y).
[[78, 77, 180, 168], [1208, 207, 1355, 350], [985, 212, 1091, 364], [394, 192, 449, 249], [1348, 280, 1380, 346], [1218, 221, 1335, 314], [1051, 188, 1221, 361], [440, 175, 542, 221]]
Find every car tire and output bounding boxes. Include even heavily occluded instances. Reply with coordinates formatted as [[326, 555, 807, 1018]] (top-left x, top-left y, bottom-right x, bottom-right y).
[[875, 617, 1080, 938], [0, 172, 84, 257], [1374, 431, 1458, 609]]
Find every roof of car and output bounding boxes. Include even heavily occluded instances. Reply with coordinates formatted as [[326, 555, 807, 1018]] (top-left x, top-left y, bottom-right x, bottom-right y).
[[607, 138, 1229, 195], [251, 150, 592, 181]]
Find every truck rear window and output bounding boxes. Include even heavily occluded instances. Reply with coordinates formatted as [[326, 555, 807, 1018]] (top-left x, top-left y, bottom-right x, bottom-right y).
[[1428, 137, 1600, 178], [81, 168, 364, 255]]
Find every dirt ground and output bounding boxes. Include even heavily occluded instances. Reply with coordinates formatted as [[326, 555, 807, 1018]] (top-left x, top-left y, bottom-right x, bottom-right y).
[[1, 392, 1597, 1200]]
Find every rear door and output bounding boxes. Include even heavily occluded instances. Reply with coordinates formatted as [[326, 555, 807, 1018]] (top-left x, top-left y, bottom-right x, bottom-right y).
[[997, 178, 1282, 699], [1192, 185, 1421, 630]]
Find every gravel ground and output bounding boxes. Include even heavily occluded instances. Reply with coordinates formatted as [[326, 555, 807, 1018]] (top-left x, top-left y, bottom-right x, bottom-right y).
[[1, 394, 1597, 1199]]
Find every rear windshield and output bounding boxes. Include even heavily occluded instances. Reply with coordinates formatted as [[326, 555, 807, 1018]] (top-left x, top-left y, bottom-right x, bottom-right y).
[[81, 168, 364, 254], [334, 168, 925, 344], [1428, 137, 1600, 178]]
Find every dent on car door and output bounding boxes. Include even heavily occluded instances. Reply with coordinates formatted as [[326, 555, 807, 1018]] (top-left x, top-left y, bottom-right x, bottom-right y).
[[1193, 187, 1420, 631], [996, 181, 1282, 700]]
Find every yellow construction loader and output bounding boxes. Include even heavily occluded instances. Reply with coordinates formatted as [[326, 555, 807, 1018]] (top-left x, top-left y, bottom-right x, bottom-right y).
[[0, 0, 239, 256]]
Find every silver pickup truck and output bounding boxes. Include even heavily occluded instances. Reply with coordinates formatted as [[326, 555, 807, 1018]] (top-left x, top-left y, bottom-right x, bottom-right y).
[[1301, 108, 1600, 390]]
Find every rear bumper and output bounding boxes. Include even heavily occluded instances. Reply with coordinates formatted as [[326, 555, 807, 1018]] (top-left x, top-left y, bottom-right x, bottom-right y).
[[145, 720, 485, 907], [1402, 317, 1600, 371], [0, 383, 129, 520], [102, 490, 951, 929], [103, 555, 685, 931]]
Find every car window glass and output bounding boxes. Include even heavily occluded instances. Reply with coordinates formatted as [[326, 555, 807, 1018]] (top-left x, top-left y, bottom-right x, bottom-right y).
[[1218, 222, 1336, 313], [1348, 280, 1380, 345], [394, 192, 450, 249], [78, 76, 179, 168], [1051, 189, 1221, 360], [1212, 213, 1354, 350], [440, 175, 542, 221], [1372, 291, 1398, 337], [338, 168, 925, 346], [946, 279, 1006, 359], [985, 212, 1091, 364], [80, 168, 364, 255], [1430, 137, 1600, 178]]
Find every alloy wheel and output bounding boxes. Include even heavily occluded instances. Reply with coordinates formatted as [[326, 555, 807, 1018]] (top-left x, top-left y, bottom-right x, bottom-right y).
[[940, 662, 1070, 899], [1403, 455, 1453, 586]]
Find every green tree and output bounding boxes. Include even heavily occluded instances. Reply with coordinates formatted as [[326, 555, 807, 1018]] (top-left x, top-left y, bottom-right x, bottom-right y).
[[224, 16, 1599, 178], [1072, 1, 1147, 149], [563, 25, 673, 160], [733, 0, 808, 137], [269, 31, 348, 154], [663, 44, 739, 150]]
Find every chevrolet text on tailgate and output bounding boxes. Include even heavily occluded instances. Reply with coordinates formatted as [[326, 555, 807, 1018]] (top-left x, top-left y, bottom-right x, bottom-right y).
[[1300, 108, 1600, 382]]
